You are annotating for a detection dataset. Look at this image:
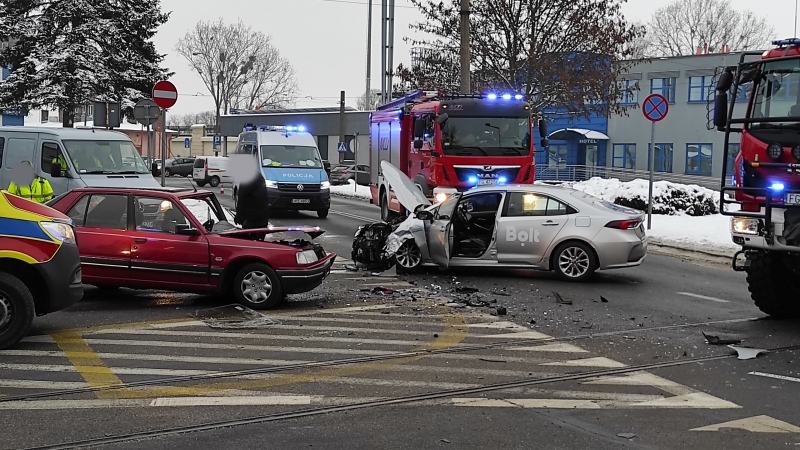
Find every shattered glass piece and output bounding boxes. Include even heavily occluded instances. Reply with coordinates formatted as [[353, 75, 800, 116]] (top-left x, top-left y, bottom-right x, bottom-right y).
[[617, 433, 636, 439], [192, 304, 279, 329], [728, 345, 768, 360], [702, 332, 742, 346]]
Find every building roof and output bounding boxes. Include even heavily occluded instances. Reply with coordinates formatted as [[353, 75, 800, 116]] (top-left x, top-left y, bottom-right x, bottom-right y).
[[226, 107, 360, 115]]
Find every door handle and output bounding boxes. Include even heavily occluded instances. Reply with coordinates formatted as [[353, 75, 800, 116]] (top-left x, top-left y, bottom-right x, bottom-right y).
[[542, 221, 560, 226], [134, 238, 147, 243]]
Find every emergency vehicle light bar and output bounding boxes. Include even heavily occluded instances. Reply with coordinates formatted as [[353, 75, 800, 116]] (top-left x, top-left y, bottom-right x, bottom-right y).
[[376, 90, 441, 112], [772, 38, 800, 47], [242, 124, 307, 133]]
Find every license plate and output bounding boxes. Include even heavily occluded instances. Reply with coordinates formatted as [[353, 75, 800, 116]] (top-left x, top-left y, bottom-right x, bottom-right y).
[[292, 199, 311, 204], [787, 193, 800, 205], [478, 179, 497, 186]]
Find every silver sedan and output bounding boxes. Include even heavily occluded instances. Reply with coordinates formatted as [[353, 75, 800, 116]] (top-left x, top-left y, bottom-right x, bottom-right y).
[[381, 162, 648, 281]]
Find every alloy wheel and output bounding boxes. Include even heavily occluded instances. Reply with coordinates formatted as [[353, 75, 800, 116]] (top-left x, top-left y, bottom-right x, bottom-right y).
[[558, 246, 591, 278], [240, 270, 273, 304], [396, 240, 421, 269], [0, 290, 12, 333]]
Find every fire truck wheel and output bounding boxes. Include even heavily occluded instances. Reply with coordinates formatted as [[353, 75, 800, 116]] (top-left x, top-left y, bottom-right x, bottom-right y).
[[381, 192, 396, 221], [0, 272, 35, 350], [746, 250, 800, 318]]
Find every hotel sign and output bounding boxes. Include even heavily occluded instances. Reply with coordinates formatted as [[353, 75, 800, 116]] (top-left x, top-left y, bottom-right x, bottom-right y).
[[579, 139, 598, 144]]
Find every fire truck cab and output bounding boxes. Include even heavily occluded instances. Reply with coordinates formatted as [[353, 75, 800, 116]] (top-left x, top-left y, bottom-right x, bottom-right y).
[[369, 91, 548, 220]]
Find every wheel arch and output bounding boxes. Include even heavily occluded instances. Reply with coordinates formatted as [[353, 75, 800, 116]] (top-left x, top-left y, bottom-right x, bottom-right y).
[[219, 257, 278, 296], [0, 258, 49, 315], [547, 238, 600, 272]]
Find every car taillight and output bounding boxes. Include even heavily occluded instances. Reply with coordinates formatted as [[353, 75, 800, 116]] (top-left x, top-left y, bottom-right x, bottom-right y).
[[342, 170, 350, 175], [204, 163, 208, 171], [605, 219, 642, 230]]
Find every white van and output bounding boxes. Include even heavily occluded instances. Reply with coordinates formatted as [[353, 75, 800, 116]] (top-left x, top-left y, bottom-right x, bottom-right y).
[[192, 156, 232, 187], [0, 127, 160, 196]]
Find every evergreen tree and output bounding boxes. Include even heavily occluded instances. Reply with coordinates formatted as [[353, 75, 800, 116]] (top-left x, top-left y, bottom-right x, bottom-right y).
[[0, 0, 171, 127]]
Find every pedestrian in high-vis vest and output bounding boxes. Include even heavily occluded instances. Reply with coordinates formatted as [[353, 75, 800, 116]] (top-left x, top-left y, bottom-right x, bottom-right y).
[[6, 161, 54, 204]]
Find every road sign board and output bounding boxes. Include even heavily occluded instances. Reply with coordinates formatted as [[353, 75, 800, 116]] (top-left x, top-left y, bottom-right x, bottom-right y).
[[184, 138, 190, 149], [133, 99, 160, 126], [643, 94, 668, 122], [213, 135, 222, 149], [152, 80, 178, 109], [337, 142, 348, 153]]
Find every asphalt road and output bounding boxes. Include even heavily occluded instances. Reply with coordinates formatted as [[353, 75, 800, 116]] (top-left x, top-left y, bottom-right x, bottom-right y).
[[2, 179, 799, 450]]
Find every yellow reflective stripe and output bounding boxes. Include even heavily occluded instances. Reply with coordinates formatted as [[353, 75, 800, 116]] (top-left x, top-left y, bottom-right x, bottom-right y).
[[0, 250, 40, 264], [0, 192, 54, 222]]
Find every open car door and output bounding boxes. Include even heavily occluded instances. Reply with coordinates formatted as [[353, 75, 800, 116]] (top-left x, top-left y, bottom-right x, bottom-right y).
[[425, 193, 460, 268]]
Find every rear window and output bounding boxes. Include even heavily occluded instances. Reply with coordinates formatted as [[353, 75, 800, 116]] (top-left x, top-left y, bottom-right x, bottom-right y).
[[193, 158, 206, 168]]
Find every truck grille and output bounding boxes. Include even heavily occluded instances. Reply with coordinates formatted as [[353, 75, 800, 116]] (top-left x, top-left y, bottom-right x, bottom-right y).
[[277, 183, 320, 193], [453, 167, 520, 183]]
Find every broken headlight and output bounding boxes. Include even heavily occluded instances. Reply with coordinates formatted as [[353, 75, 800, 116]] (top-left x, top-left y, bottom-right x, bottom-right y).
[[731, 217, 761, 235]]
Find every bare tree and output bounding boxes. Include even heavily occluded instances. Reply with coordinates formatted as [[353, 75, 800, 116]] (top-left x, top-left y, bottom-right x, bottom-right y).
[[174, 18, 298, 133], [356, 89, 382, 110], [168, 110, 217, 128], [404, 0, 643, 119], [644, 0, 775, 57]]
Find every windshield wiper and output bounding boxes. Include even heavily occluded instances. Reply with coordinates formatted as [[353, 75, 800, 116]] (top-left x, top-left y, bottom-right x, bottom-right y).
[[751, 122, 800, 130], [452, 146, 489, 156], [502, 148, 525, 156], [81, 170, 116, 174]]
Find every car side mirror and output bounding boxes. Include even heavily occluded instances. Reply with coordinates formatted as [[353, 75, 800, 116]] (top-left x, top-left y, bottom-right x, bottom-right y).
[[415, 210, 434, 221], [151, 162, 159, 176], [436, 113, 449, 125], [175, 224, 200, 236], [540, 138, 549, 148], [538, 118, 548, 138], [713, 93, 729, 131], [413, 139, 423, 150], [50, 162, 63, 178], [413, 118, 425, 139]]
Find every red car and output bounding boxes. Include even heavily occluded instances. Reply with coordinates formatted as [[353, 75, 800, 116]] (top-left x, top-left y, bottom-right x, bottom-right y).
[[47, 187, 336, 309]]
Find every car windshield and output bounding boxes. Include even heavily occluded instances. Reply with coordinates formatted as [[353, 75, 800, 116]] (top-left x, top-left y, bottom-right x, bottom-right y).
[[750, 59, 800, 129], [260, 145, 322, 168], [180, 197, 238, 232], [63, 140, 149, 174], [440, 117, 531, 156], [332, 165, 354, 171]]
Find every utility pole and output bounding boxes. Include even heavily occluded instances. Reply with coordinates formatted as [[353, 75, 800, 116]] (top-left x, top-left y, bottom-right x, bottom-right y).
[[381, 0, 387, 104], [339, 90, 346, 163], [460, 0, 471, 94], [365, 0, 373, 109]]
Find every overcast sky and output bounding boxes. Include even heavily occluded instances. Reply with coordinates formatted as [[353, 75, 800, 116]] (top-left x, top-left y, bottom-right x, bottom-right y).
[[154, 0, 800, 116]]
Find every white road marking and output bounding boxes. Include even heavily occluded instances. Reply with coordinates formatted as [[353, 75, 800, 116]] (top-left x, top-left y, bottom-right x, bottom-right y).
[[0, 399, 150, 409], [583, 372, 694, 396], [474, 331, 553, 340], [631, 392, 740, 409], [0, 363, 211, 377], [149, 396, 311, 407], [506, 343, 589, 353], [542, 357, 626, 368], [691, 415, 800, 432], [0, 349, 313, 366], [676, 292, 730, 303], [521, 389, 664, 402], [749, 371, 800, 384], [468, 321, 531, 331], [0, 379, 88, 389]]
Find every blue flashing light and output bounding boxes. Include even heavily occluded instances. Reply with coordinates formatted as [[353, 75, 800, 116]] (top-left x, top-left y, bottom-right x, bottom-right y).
[[498, 176, 507, 184], [502, 94, 512, 100], [770, 182, 785, 191], [285, 126, 296, 131], [772, 38, 800, 47], [514, 94, 523, 100], [487, 94, 497, 100], [468, 176, 478, 184], [297, 125, 306, 132]]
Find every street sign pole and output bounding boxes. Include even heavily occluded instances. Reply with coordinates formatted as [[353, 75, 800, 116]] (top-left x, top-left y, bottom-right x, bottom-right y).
[[161, 108, 166, 187], [647, 120, 655, 230], [641, 93, 669, 231]]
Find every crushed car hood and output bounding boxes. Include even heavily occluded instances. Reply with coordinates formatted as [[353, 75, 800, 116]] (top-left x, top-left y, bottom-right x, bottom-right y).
[[380, 160, 431, 213], [217, 226, 325, 239]]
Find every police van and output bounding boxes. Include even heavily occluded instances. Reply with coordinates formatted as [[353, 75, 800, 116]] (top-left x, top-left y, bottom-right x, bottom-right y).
[[0, 127, 160, 196], [232, 125, 331, 218]]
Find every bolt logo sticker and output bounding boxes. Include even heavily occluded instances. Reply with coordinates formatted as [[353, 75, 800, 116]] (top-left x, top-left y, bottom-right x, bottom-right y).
[[506, 226, 539, 247]]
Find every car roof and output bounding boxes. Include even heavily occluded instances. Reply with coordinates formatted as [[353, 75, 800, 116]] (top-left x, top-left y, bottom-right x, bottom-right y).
[[0, 126, 132, 140], [464, 183, 576, 194], [68, 187, 215, 198]]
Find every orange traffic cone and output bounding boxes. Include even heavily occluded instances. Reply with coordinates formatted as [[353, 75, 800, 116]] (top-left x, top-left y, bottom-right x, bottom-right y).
[[220, 184, 225, 195]]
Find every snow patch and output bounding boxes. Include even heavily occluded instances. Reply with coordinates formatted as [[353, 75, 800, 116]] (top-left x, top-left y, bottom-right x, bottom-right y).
[[330, 180, 373, 201]]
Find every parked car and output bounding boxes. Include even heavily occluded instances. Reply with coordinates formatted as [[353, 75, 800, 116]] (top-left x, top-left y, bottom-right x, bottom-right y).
[[375, 161, 647, 281], [0, 190, 83, 349], [330, 162, 370, 186], [48, 187, 336, 309], [163, 157, 195, 177], [192, 156, 231, 187], [143, 157, 162, 176]]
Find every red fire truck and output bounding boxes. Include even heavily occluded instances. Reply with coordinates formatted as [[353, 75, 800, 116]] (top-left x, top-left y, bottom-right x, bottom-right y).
[[715, 38, 800, 317], [368, 90, 548, 220]]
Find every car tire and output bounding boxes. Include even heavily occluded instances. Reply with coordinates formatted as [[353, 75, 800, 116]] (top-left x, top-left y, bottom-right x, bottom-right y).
[[746, 250, 800, 318], [317, 209, 329, 219], [381, 192, 397, 222], [0, 272, 35, 350], [164, 168, 171, 177], [196, 181, 207, 187], [209, 176, 220, 187], [233, 263, 282, 310], [392, 239, 422, 274], [552, 241, 597, 282]]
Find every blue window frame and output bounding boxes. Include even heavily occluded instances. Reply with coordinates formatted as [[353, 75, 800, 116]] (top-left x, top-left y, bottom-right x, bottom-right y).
[[612, 144, 636, 169], [688, 76, 714, 103], [686, 143, 713, 174], [650, 78, 676, 103], [647, 143, 673, 173], [619, 80, 639, 105], [729, 82, 753, 102]]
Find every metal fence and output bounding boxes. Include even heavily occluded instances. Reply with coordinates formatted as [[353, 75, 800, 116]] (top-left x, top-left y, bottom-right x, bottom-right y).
[[534, 165, 730, 190]]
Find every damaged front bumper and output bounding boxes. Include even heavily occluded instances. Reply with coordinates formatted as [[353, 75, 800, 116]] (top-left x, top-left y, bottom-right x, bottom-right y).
[[277, 254, 336, 295]]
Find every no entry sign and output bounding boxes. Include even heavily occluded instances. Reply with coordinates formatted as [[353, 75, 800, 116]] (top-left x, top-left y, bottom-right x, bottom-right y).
[[152, 80, 178, 109], [642, 94, 668, 122]]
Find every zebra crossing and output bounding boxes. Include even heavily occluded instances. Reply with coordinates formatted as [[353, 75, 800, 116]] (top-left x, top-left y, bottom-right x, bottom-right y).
[[0, 302, 741, 411]]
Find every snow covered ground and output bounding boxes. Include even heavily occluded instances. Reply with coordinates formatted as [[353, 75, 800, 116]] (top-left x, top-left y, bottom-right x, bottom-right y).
[[330, 180, 373, 201], [645, 213, 737, 255]]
